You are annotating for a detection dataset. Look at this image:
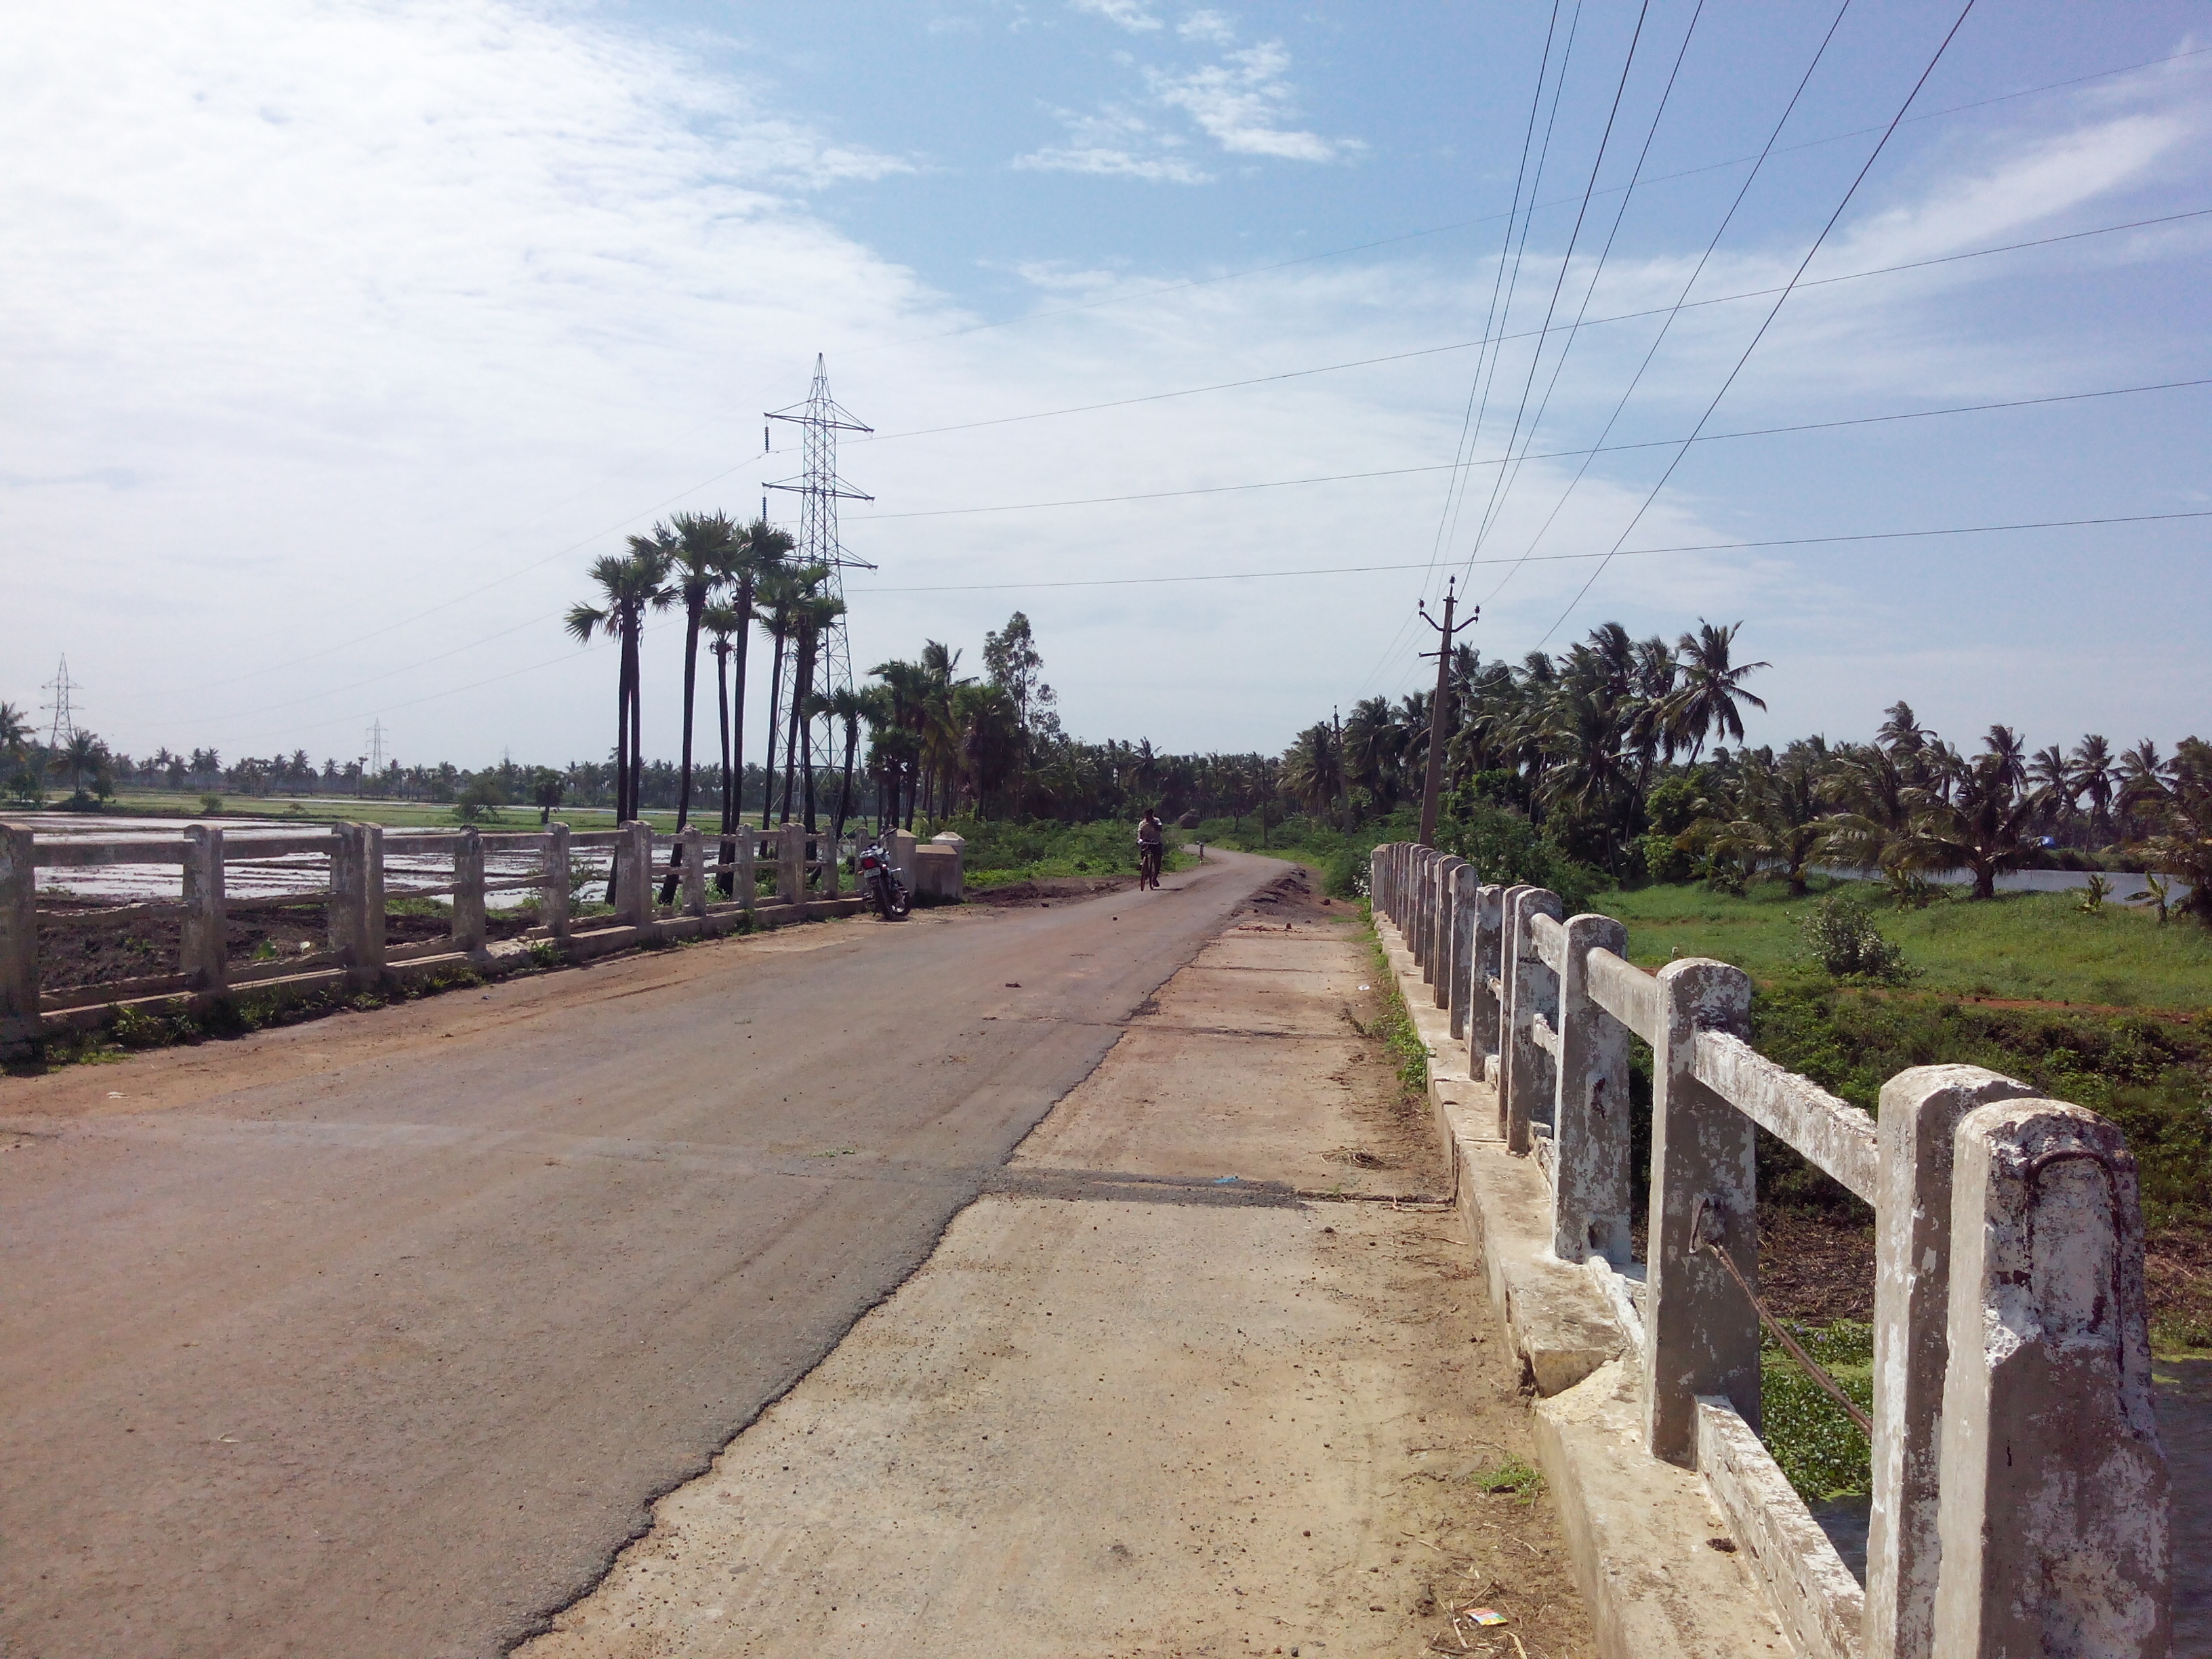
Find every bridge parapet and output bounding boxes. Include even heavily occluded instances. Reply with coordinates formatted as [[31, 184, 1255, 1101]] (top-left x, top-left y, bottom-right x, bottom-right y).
[[1370, 840, 2171, 1659]]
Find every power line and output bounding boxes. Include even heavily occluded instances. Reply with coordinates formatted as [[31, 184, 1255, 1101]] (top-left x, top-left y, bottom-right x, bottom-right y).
[[1538, 0, 1984, 644], [1477, 0, 1857, 607], [846, 206, 2211, 449], [846, 379, 2209, 522], [844, 508, 2211, 593]]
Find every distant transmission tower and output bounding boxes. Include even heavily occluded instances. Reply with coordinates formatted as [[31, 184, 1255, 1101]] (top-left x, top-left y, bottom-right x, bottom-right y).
[[366, 718, 388, 774], [764, 355, 875, 817], [41, 657, 80, 749]]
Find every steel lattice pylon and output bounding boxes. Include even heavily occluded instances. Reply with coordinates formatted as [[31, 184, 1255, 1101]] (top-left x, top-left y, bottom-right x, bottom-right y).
[[764, 354, 874, 821]]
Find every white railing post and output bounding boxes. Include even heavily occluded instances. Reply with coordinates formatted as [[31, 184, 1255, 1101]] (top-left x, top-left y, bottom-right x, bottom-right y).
[[1384, 843, 1402, 920], [615, 821, 653, 930], [1866, 1065, 2039, 1659], [1502, 886, 1563, 1155], [679, 826, 707, 917], [1642, 956, 1758, 1465], [1471, 882, 1504, 1073], [331, 822, 387, 978], [1410, 846, 1432, 971], [1554, 912, 1631, 1266], [1931, 1101, 2170, 1657], [0, 825, 37, 1048], [451, 827, 487, 957], [1490, 882, 1532, 1130], [182, 823, 227, 993], [736, 830, 757, 916], [820, 828, 842, 898], [1432, 855, 1465, 1009], [543, 823, 571, 941], [1448, 863, 1480, 1041], [777, 824, 805, 906]]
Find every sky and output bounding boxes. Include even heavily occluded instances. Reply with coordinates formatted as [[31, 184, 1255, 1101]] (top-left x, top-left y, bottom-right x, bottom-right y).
[[3, 0, 2209, 775]]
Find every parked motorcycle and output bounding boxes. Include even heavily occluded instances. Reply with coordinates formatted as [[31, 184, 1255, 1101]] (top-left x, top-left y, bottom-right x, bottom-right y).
[[857, 839, 912, 920]]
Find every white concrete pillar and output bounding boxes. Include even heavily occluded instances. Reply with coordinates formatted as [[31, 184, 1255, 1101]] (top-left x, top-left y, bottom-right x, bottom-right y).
[[1641, 956, 1757, 1465], [451, 827, 487, 957], [615, 821, 653, 930], [1490, 883, 1532, 1135], [1471, 882, 1504, 1073], [735, 828, 756, 915], [680, 826, 707, 916], [331, 822, 387, 977], [1502, 886, 1563, 1155], [0, 825, 37, 1047], [544, 823, 571, 941], [1448, 863, 1481, 1041], [1553, 912, 1632, 1267], [1866, 1065, 2038, 1659], [1432, 855, 1465, 1009], [1931, 1100, 2169, 1658], [182, 823, 227, 993], [777, 823, 804, 905]]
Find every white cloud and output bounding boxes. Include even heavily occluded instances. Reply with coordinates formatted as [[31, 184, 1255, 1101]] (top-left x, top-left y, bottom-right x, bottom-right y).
[[1179, 9, 1235, 44], [1070, 0, 1162, 32], [1013, 106, 1211, 182], [1147, 41, 1357, 163]]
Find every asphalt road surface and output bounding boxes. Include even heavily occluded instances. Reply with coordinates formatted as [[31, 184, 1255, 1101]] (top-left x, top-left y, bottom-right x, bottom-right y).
[[0, 851, 1278, 1659]]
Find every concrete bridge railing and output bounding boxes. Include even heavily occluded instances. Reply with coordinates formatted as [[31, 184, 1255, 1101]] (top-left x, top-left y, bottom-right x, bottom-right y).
[[1371, 841, 2171, 1659], [0, 820, 894, 1050]]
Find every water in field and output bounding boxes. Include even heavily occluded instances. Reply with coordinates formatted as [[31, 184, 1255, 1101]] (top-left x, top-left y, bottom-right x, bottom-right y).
[[9, 814, 602, 910]]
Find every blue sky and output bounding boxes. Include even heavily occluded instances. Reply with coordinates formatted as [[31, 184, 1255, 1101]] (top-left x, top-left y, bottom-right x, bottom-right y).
[[4, 0, 2208, 772]]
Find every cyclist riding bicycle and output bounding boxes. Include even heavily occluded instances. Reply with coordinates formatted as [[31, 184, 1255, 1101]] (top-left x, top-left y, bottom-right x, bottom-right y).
[[1136, 808, 1164, 890]]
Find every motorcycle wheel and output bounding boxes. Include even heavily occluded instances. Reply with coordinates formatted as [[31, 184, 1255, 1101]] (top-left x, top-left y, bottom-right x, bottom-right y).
[[888, 884, 912, 920], [872, 875, 896, 920]]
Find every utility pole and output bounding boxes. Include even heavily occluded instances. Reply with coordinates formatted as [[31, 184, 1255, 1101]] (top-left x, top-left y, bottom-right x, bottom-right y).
[[41, 657, 79, 750], [1333, 706, 1349, 831], [1416, 579, 1476, 847]]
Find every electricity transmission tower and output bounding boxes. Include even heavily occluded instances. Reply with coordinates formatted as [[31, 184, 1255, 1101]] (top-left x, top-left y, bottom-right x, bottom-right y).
[[764, 355, 874, 819], [366, 718, 388, 775], [41, 657, 80, 750]]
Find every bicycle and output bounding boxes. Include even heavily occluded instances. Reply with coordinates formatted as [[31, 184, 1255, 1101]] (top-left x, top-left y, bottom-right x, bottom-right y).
[[1137, 841, 1164, 890]]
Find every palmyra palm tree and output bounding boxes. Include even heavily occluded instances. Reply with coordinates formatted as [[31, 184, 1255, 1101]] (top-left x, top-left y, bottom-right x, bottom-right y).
[[1666, 620, 1769, 766], [724, 518, 794, 840], [0, 702, 29, 787], [701, 600, 743, 889], [566, 539, 674, 895], [660, 512, 739, 902], [779, 589, 846, 827], [753, 562, 811, 830]]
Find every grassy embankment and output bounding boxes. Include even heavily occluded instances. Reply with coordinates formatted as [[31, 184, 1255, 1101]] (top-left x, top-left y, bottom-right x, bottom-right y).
[[928, 817, 1192, 888]]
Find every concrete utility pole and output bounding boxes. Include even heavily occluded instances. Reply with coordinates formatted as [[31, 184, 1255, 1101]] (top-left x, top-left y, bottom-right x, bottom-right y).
[[1415, 580, 1475, 848]]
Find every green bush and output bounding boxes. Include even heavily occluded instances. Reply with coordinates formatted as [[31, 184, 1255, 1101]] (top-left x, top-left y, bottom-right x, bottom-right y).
[[1801, 890, 1914, 983]]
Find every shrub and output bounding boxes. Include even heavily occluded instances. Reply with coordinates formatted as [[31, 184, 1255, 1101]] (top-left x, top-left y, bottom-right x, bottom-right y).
[[198, 793, 224, 815], [1801, 891, 1914, 983]]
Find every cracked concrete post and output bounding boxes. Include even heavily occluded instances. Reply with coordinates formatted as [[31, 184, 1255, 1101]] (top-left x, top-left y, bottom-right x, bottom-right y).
[[1433, 855, 1465, 1010], [1381, 844, 1401, 922], [1642, 956, 1757, 1466], [0, 825, 37, 1048], [1471, 882, 1504, 1076], [821, 830, 842, 899], [1490, 884, 1532, 1134], [1932, 1099, 2170, 1658], [330, 823, 387, 979], [1448, 863, 1481, 1041], [1502, 886, 1563, 1155], [1411, 846, 1434, 975], [679, 827, 708, 917], [543, 823, 571, 941], [182, 823, 227, 994], [777, 824, 805, 907], [1553, 912, 1631, 1267], [1866, 1065, 2038, 1659], [615, 821, 653, 931], [451, 827, 487, 958]]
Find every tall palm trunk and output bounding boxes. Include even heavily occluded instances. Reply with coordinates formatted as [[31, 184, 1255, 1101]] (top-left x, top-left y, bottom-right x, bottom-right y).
[[780, 624, 815, 824], [760, 620, 787, 830], [728, 573, 754, 836], [712, 640, 734, 893], [834, 716, 858, 843], [661, 596, 705, 903]]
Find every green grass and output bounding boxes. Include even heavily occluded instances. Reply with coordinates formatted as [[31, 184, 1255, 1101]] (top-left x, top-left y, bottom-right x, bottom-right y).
[[1605, 876, 2212, 1013], [933, 816, 1191, 888]]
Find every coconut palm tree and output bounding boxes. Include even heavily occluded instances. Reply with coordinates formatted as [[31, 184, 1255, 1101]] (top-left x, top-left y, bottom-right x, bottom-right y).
[[1281, 722, 1345, 825], [2117, 739, 2172, 842], [49, 731, 106, 802], [2071, 735, 2118, 847], [0, 702, 28, 789], [566, 540, 674, 895], [1666, 620, 1769, 766], [1900, 752, 2041, 899], [2145, 737, 2212, 923]]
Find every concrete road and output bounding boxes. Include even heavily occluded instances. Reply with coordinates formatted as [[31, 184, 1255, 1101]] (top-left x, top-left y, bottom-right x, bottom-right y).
[[0, 851, 1275, 1659]]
